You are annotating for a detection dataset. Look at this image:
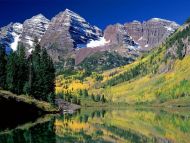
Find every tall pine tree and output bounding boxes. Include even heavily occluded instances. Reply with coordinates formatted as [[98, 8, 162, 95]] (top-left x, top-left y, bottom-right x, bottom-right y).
[[4, 38, 55, 103], [41, 48, 55, 102], [16, 43, 28, 94], [6, 52, 18, 93], [28, 39, 55, 102], [30, 39, 42, 99], [0, 44, 7, 89]]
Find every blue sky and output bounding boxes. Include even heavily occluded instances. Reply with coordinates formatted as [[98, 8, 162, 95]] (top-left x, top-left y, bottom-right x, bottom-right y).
[[0, 0, 190, 29]]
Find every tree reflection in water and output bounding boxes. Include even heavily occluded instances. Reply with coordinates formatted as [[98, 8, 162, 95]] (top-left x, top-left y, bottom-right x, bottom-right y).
[[0, 108, 190, 143]]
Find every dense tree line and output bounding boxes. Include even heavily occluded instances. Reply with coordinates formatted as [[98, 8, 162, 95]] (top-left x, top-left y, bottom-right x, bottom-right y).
[[0, 44, 7, 89], [105, 63, 148, 87], [166, 21, 190, 60], [79, 89, 106, 103], [185, 17, 190, 24], [57, 91, 81, 105], [80, 51, 133, 73], [0, 40, 55, 103]]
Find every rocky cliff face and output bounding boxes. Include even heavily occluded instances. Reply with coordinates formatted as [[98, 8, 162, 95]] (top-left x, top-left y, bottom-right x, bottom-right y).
[[0, 14, 49, 52], [21, 14, 49, 50], [165, 23, 190, 59], [40, 9, 103, 61], [125, 18, 179, 51], [104, 24, 137, 47], [75, 23, 140, 65], [102, 23, 140, 61], [0, 9, 180, 67], [0, 23, 23, 52]]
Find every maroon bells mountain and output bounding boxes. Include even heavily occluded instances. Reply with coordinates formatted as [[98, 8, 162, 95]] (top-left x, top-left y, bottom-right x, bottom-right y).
[[0, 9, 179, 65], [124, 18, 179, 51]]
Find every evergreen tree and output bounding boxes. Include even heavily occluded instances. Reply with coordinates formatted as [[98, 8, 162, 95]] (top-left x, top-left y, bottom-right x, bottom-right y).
[[28, 39, 55, 102], [91, 94, 96, 101], [0, 45, 7, 89], [29, 40, 42, 99], [101, 95, 106, 103], [83, 89, 88, 97], [16, 43, 28, 94], [4, 38, 55, 103], [6, 52, 18, 93], [40, 48, 55, 102], [79, 89, 83, 97]]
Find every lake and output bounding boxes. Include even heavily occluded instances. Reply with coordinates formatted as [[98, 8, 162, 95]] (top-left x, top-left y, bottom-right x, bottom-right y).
[[0, 108, 190, 143]]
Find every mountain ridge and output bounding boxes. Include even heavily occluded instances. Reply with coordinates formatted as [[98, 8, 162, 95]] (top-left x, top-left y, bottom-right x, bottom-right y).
[[55, 20, 190, 106], [0, 9, 179, 68]]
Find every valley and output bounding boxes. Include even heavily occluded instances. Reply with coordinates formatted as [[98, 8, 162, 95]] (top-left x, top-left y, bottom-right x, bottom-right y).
[[0, 5, 190, 143]]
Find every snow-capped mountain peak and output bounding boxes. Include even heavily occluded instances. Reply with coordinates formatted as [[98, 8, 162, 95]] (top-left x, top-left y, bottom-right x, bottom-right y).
[[40, 8, 103, 61], [64, 9, 85, 20], [0, 22, 23, 52], [12, 23, 23, 34], [20, 14, 50, 49], [0, 13, 50, 52], [149, 18, 179, 26], [125, 18, 180, 51]]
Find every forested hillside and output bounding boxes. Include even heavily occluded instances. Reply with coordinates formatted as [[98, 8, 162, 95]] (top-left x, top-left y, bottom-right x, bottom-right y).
[[56, 18, 190, 106], [0, 39, 55, 103]]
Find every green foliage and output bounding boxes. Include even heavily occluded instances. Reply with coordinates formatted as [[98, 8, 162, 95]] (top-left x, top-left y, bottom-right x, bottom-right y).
[[57, 92, 81, 105], [166, 24, 190, 60], [83, 89, 89, 97], [6, 52, 19, 93], [15, 43, 28, 94], [91, 72, 103, 81], [28, 40, 55, 102], [185, 17, 190, 24], [90, 94, 106, 103], [177, 39, 185, 60], [80, 51, 133, 72], [56, 58, 75, 75], [2, 40, 55, 103], [0, 45, 7, 88], [105, 62, 149, 86]]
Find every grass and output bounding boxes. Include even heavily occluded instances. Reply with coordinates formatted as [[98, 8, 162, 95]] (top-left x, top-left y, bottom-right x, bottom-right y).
[[0, 90, 58, 113], [100, 56, 190, 106], [56, 54, 190, 107]]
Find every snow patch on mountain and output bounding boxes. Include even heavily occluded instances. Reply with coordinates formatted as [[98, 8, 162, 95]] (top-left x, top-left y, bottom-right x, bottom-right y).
[[128, 45, 140, 51], [21, 14, 49, 49], [10, 32, 20, 51], [150, 18, 171, 22], [27, 36, 34, 47], [165, 26, 173, 31], [87, 37, 110, 48], [138, 37, 143, 41]]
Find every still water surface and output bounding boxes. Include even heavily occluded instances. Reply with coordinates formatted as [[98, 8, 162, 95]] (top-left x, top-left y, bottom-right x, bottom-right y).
[[0, 108, 190, 143]]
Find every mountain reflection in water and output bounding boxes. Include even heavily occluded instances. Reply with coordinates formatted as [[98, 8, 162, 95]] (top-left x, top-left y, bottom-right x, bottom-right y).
[[0, 108, 190, 143]]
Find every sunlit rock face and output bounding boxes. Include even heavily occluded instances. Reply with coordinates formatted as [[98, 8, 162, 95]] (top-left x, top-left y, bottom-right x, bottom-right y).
[[20, 14, 50, 50], [0, 14, 49, 52], [40, 9, 103, 62], [125, 18, 179, 51], [104, 23, 138, 47], [0, 10, 179, 65], [0, 23, 23, 52]]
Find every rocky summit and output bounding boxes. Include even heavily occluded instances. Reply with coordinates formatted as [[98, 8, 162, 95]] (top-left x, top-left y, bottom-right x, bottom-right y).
[[0, 14, 49, 52], [125, 18, 179, 51], [20, 14, 49, 50], [0, 23, 23, 52], [0, 9, 180, 65], [40, 9, 103, 61]]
